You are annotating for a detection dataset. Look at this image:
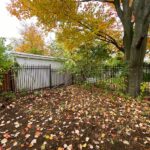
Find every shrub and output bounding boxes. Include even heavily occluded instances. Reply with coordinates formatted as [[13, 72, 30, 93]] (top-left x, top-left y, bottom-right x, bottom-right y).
[[0, 37, 13, 85]]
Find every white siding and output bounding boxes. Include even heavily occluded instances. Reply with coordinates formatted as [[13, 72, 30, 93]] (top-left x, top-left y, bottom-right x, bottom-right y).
[[12, 52, 64, 69]]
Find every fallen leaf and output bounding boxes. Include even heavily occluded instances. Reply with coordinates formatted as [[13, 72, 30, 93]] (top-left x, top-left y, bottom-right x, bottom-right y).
[[123, 140, 130, 145], [29, 139, 37, 147], [14, 122, 20, 128], [57, 147, 64, 150], [13, 141, 18, 146], [25, 134, 30, 139], [101, 133, 105, 138], [75, 129, 80, 136], [82, 143, 87, 148], [89, 144, 94, 149], [1, 138, 7, 144], [85, 137, 89, 142], [34, 131, 41, 138], [3, 133, 11, 139]]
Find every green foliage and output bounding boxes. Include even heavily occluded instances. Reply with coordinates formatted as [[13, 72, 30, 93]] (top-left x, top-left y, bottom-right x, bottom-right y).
[[140, 82, 149, 98], [0, 37, 13, 85], [105, 52, 125, 66], [99, 60, 128, 93], [19, 89, 29, 97], [143, 73, 150, 82], [98, 76, 126, 92], [0, 37, 12, 73], [64, 43, 109, 79], [143, 66, 150, 82], [48, 42, 64, 57], [82, 82, 93, 90], [81, 64, 128, 96], [0, 92, 16, 102]]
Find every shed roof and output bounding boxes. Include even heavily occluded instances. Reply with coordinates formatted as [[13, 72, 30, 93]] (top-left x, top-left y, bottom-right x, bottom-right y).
[[11, 52, 64, 62]]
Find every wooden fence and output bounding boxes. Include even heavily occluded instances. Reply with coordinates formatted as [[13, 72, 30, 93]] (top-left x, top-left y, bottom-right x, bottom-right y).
[[0, 70, 15, 92]]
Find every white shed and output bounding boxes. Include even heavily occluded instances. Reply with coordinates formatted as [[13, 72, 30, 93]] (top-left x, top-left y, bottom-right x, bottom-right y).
[[10, 52, 72, 91], [11, 52, 64, 69]]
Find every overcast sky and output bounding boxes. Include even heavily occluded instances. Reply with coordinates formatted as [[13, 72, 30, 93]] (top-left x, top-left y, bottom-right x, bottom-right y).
[[0, 0, 55, 41], [0, 0, 22, 39]]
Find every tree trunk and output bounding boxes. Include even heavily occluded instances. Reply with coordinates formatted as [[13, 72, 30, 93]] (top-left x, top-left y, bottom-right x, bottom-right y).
[[127, 33, 148, 97], [124, 0, 150, 97], [128, 65, 143, 97]]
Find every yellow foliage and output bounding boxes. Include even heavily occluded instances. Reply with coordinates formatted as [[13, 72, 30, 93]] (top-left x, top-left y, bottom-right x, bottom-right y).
[[56, 2, 122, 51], [8, 0, 122, 51], [15, 24, 48, 55]]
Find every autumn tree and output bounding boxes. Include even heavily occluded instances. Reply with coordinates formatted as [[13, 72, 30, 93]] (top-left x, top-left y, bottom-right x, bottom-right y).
[[8, 0, 150, 97], [16, 24, 48, 55]]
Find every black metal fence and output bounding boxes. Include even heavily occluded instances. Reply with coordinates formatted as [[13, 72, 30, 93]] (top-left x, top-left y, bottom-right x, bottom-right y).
[[0, 65, 72, 92], [0, 65, 150, 95], [73, 65, 150, 95], [143, 65, 150, 95]]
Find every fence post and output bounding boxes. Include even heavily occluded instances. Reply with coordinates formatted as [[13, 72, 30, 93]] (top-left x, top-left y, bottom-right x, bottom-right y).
[[10, 68, 15, 92], [71, 74, 74, 84], [49, 65, 52, 88]]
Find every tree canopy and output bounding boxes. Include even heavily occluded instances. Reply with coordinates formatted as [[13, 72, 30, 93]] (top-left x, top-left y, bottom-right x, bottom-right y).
[[8, 0, 123, 51], [15, 24, 49, 55]]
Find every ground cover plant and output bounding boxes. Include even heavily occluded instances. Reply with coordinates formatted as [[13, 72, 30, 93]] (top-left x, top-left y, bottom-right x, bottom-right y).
[[0, 85, 149, 150]]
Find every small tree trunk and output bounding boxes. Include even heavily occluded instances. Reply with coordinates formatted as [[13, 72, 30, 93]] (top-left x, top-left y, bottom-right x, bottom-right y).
[[128, 65, 143, 97]]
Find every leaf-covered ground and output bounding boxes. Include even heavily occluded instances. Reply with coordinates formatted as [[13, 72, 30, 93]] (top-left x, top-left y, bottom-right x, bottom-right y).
[[0, 85, 150, 150]]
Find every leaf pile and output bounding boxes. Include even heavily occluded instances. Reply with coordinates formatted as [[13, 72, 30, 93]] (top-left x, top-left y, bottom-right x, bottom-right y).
[[0, 85, 150, 150]]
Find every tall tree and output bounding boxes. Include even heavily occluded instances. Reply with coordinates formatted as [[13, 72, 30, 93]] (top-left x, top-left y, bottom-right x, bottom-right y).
[[15, 24, 48, 55], [8, 0, 150, 97]]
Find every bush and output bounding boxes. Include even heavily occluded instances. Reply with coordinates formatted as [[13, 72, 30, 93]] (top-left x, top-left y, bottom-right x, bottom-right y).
[[140, 82, 149, 98], [0, 37, 13, 85]]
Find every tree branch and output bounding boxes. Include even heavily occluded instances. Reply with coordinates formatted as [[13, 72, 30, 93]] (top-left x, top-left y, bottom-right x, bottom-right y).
[[96, 31, 124, 52], [114, 0, 124, 23]]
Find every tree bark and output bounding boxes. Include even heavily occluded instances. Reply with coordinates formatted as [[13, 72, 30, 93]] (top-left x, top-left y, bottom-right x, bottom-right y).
[[128, 64, 143, 97], [127, 35, 148, 97], [127, 0, 150, 97]]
